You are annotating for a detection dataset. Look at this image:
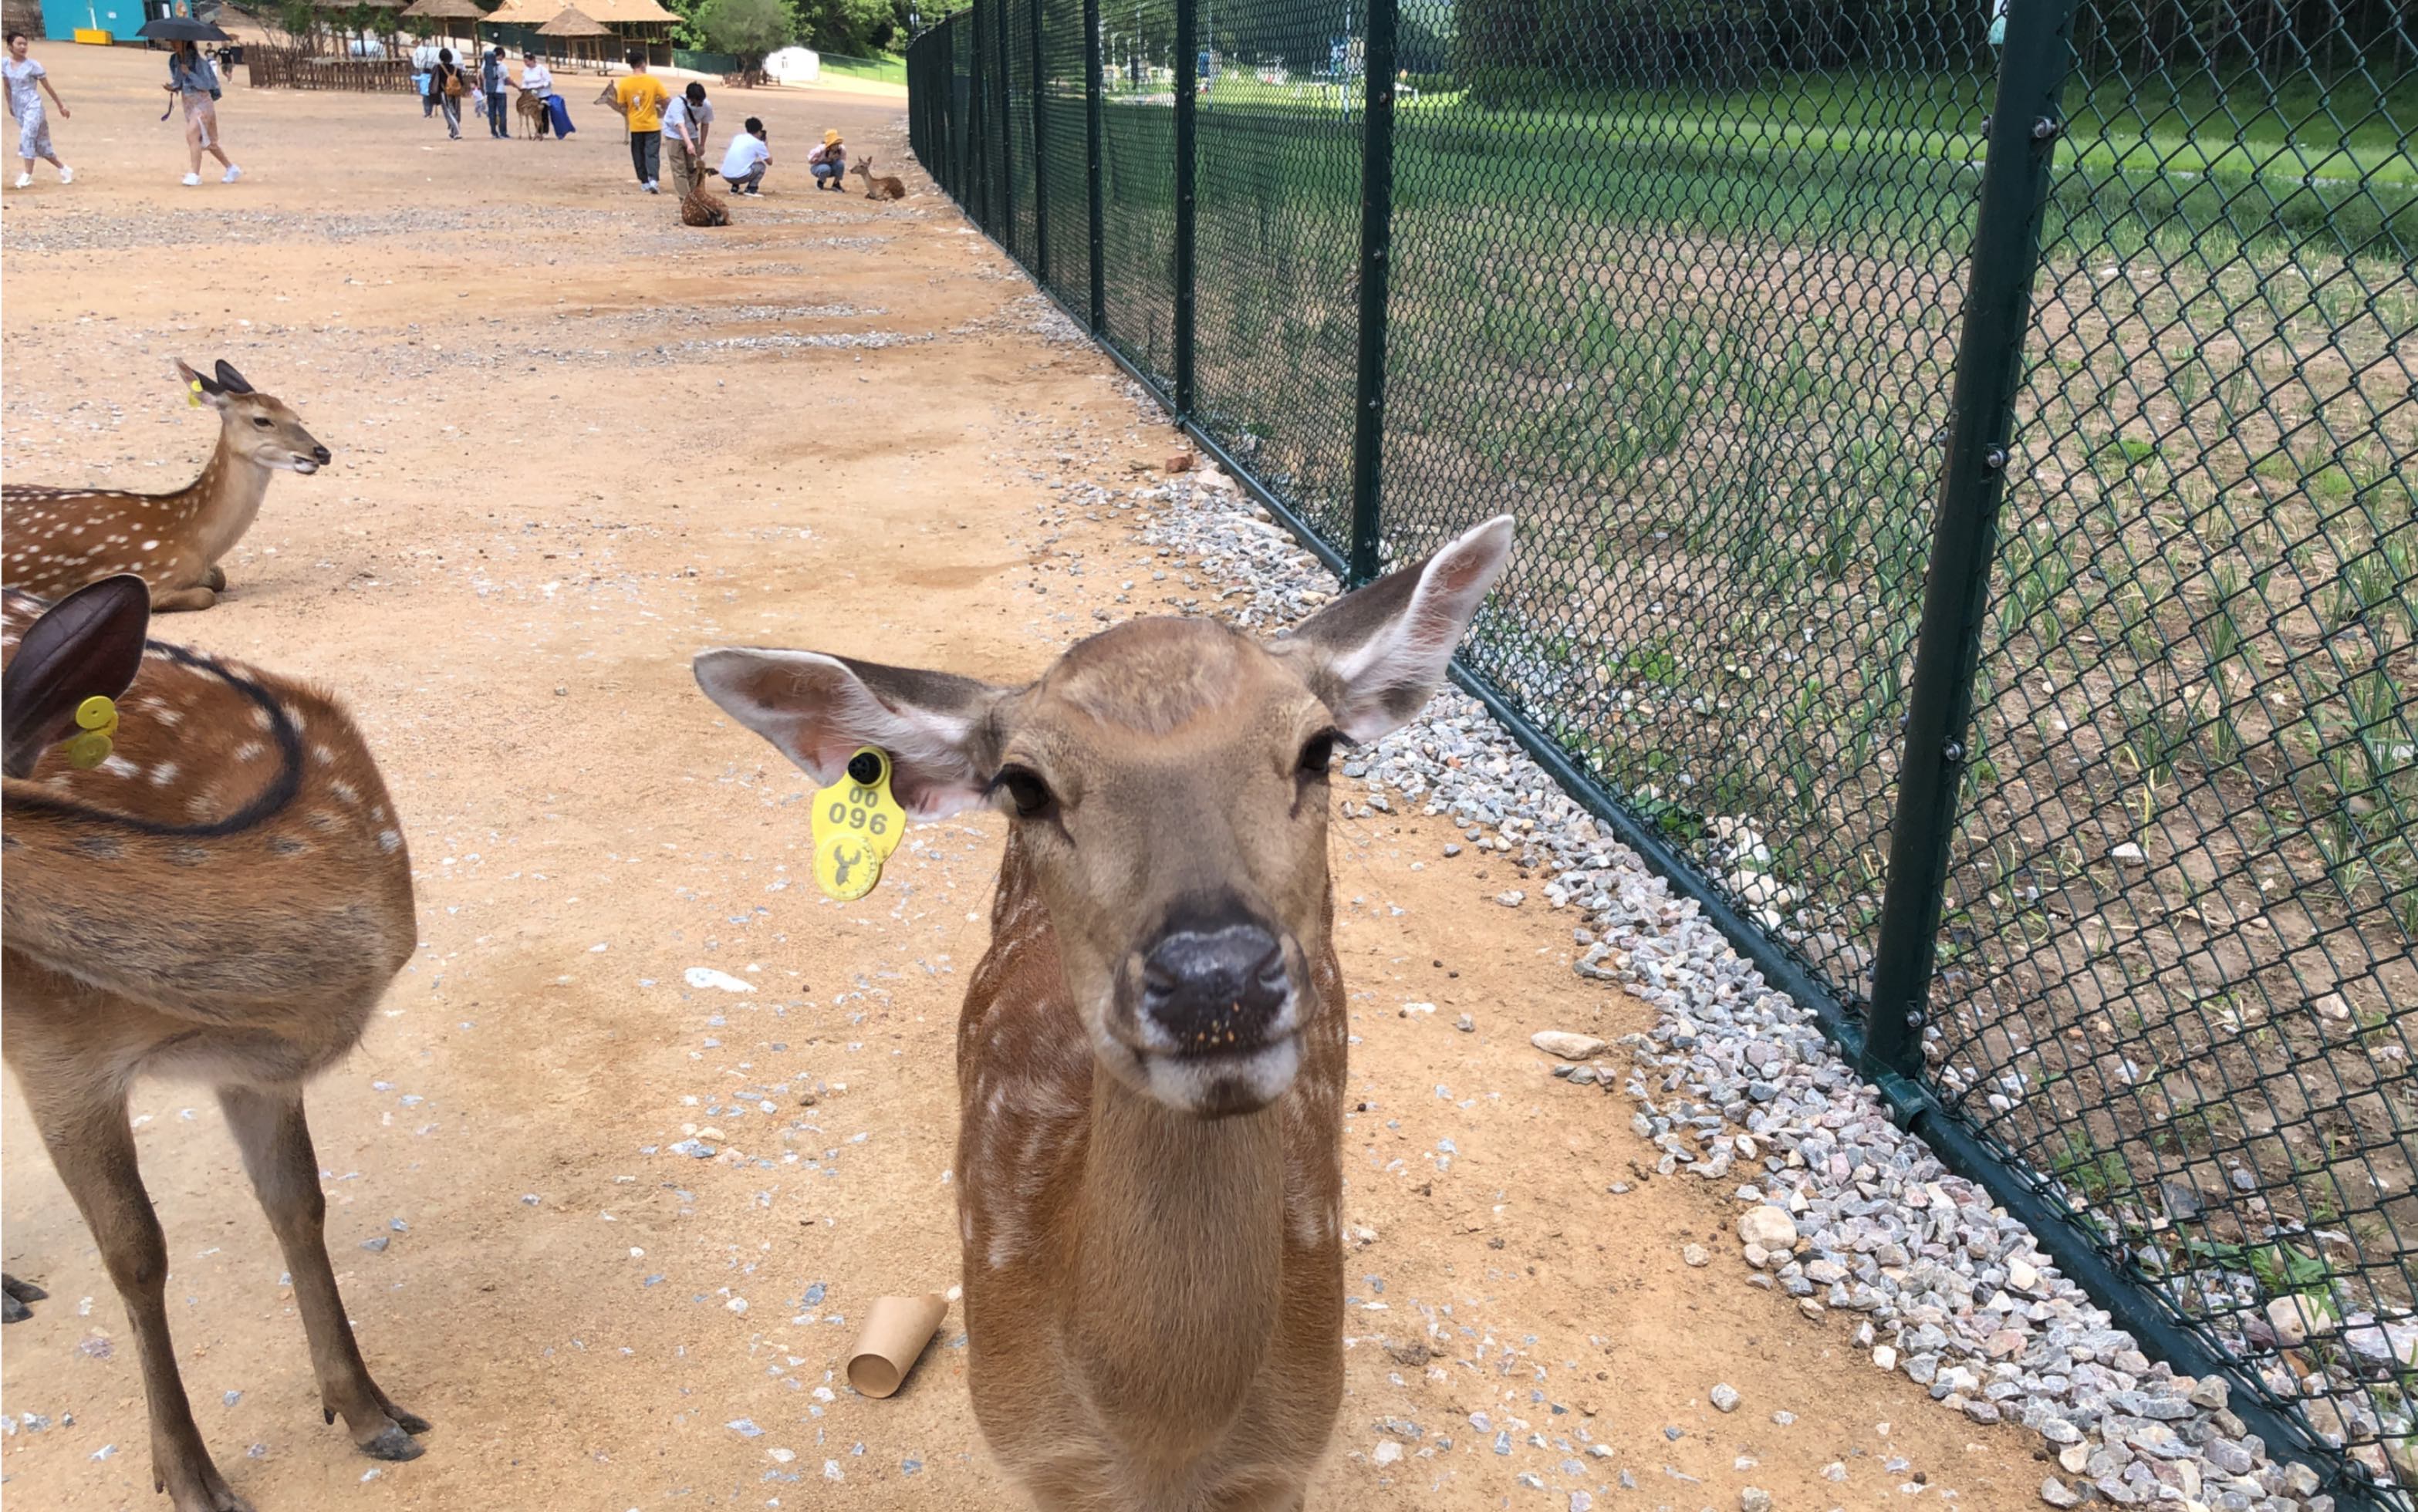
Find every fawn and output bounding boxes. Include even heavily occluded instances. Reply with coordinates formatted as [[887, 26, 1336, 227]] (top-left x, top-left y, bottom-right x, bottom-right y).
[[852, 155, 906, 201], [2, 360, 329, 613], [2, 574, 427, 1512], [696, 516, 1515, 1510], [681, 181, 731, 227], [514, 86, 548, 137]]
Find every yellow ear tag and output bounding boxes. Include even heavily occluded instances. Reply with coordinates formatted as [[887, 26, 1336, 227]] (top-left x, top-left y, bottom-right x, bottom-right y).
[[811, 747, 908, 901], [187, 378, 207, 408], [62, 695, 120, 770]]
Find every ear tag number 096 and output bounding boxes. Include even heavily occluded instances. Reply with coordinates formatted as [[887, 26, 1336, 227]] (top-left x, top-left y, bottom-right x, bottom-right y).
[[812, 748, 907, 901]]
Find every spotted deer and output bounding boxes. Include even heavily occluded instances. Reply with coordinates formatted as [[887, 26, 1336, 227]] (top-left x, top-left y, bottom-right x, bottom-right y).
[[1, 575, 427, 1512], [695, 516, 1515, 1510], [2, 359, 330, 613]]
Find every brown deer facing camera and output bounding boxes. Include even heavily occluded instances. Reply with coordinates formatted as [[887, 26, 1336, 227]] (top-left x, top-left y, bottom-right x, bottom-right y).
[[1, 575, 427, 1512], [695, 516, 1515, 1510], [2, 360, 329, 613]]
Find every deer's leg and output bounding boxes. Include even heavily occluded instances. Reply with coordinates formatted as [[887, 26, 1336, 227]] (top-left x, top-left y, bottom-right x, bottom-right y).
[[2, 1274, 48, 1322], [218, 1084, 430, 1460], [202, 565, 227, 592], [150, 585, 218, 613], [30, 1087, 252, 1512]]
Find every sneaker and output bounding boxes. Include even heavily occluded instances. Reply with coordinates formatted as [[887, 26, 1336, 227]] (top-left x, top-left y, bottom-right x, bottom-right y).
[[643, 180, 659, 194], [744, 186, 761, 196], [56, 166, 71, 184], [11, 174, 28, 188], [221, 164, 243, 183], [182, 172, 202, 187]]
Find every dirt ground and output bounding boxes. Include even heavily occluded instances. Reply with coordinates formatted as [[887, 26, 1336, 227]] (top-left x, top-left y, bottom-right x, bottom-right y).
[[3, 44, 2043, 1512]]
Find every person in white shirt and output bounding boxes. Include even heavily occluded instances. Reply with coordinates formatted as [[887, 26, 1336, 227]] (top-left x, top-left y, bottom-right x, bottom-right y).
[[515, 51, 553, 138], [719, 116, 769, 196], [660, 80, 714, 197]]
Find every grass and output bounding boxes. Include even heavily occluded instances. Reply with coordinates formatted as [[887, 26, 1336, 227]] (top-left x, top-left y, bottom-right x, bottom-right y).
[[819, 52, 907, 87]]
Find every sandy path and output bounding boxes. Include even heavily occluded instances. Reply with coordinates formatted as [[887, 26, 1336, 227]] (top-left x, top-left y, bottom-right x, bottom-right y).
[[1, 44, 2038, 1512]]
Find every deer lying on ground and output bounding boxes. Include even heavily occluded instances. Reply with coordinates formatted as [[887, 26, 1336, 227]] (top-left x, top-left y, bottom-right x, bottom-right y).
[[851, 155, 906, 200], [2, 360, 329, 613], [2, 574, 427, 1512], [696, 516, 1515, 1510], [681, 181, 731, 227]]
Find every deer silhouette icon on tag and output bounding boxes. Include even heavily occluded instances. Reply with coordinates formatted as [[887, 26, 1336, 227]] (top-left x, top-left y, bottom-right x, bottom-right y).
[[812, 747, 907, 900]]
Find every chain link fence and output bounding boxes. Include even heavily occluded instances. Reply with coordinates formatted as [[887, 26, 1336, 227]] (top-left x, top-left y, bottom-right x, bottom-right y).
[[909, 1, 2416, 1501]]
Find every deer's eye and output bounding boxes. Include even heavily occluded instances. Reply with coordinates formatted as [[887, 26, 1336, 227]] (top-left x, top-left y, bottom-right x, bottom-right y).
[[252, 416, 272, 427], [995, 767, 1055, 819], [1297, 732, 1337, 778]]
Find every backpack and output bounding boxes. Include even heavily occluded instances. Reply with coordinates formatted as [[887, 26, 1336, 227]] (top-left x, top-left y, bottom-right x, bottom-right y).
[[444, 68, 464, 99]]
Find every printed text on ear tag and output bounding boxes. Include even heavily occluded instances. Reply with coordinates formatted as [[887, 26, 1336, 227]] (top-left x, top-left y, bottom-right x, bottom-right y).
[[811, 748, 908, 901]]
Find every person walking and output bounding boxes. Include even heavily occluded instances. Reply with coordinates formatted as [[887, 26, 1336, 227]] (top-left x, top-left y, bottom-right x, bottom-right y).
[[411, 35, 438, 116], [605, 49, 670, 192], [482, 46, 508, 138], [718, 116, 769, 195], [166, 39, 238, 185], [517, 50, 552, 139], [429, 46, 466, 140], [660, 79, 712, 198], [4, 31, 71, 187], [806, 128, 843, 191]]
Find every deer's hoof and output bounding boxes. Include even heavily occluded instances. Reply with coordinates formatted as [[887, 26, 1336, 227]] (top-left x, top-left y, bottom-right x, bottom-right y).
[[2, 1274, 46, 1323], [358, 1424, 426, 1462]]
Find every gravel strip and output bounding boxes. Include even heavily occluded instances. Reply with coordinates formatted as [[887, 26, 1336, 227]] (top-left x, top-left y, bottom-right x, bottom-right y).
[[1112, 424, 2342, 1512]]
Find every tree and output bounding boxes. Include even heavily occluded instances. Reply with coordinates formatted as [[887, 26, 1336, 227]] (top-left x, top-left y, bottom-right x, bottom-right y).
[[795, 0, 895, 56], [695, 0, 792, 73]]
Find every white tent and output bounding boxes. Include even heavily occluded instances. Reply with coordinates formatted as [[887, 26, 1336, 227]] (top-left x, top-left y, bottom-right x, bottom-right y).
[[762, 46, 819, 83]]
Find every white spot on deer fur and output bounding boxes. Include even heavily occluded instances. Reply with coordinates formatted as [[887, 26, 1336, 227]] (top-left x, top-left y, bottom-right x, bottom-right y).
[[961, 1210, 975, 1244], [329, 779, 360, 805], [142, 540, 160, 550], [377, 829, 403, 853], [148, 762, 181, 787], [252, 706, 275, 730], [312, 744, 336, 766], [100, 754, 140, 778], [230, 739, 262, 758]]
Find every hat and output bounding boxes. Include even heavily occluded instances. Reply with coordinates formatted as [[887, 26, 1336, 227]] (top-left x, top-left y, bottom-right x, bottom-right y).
[[823, 130, 841, 145]]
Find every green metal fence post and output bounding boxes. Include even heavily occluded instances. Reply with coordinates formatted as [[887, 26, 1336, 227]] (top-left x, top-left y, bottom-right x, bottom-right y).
[[970, 1, 989, 228], [995, 0, 1015, 253], [1028, 0, 1049, 287], [1082, 0, 1104, 334], [1861, 0, 2080, 1094], [1172, 0, 1197, 418], [1344, 0, 1399, 587]]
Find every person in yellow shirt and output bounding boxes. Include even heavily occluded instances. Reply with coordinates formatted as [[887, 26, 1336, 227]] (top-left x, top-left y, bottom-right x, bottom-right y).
[[605, 50, 671, 193]]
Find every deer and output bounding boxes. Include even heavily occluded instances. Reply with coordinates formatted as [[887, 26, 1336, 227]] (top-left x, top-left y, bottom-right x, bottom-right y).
[[680, 180, 731, 227], [1, 573, 429, 1512], [851, 155, 905, 201], [2, 359, 330, 614], [694, 515, 1515, 1510]]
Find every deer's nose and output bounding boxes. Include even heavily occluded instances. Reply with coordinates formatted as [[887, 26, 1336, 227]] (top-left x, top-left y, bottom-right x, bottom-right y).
[[310, 445, 332, 465], [1140, 923, 1289, 1055]]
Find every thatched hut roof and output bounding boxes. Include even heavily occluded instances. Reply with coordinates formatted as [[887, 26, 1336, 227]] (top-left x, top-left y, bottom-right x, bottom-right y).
[[397, 0, 485, 19], [535, 5, 611, 35]]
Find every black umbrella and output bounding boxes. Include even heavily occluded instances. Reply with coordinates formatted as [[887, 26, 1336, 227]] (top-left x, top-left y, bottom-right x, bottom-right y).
[[136, 16, 232, 40]]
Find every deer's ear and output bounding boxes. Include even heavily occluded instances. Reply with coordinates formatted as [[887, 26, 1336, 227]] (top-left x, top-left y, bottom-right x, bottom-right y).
[[213, 360, 255, 396], [694, 648, 1006, 820], [1271, 515, 1515, 742], [2, 575, 152, 780], [174, 359, 227, 407]]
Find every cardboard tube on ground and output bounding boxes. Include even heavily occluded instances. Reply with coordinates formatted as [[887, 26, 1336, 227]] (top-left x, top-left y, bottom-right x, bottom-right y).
[[846, 1293, 949, 1399]]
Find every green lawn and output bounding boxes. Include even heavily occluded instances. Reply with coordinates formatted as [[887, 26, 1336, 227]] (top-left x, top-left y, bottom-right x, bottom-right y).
[[819, 52, 907, 87]]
